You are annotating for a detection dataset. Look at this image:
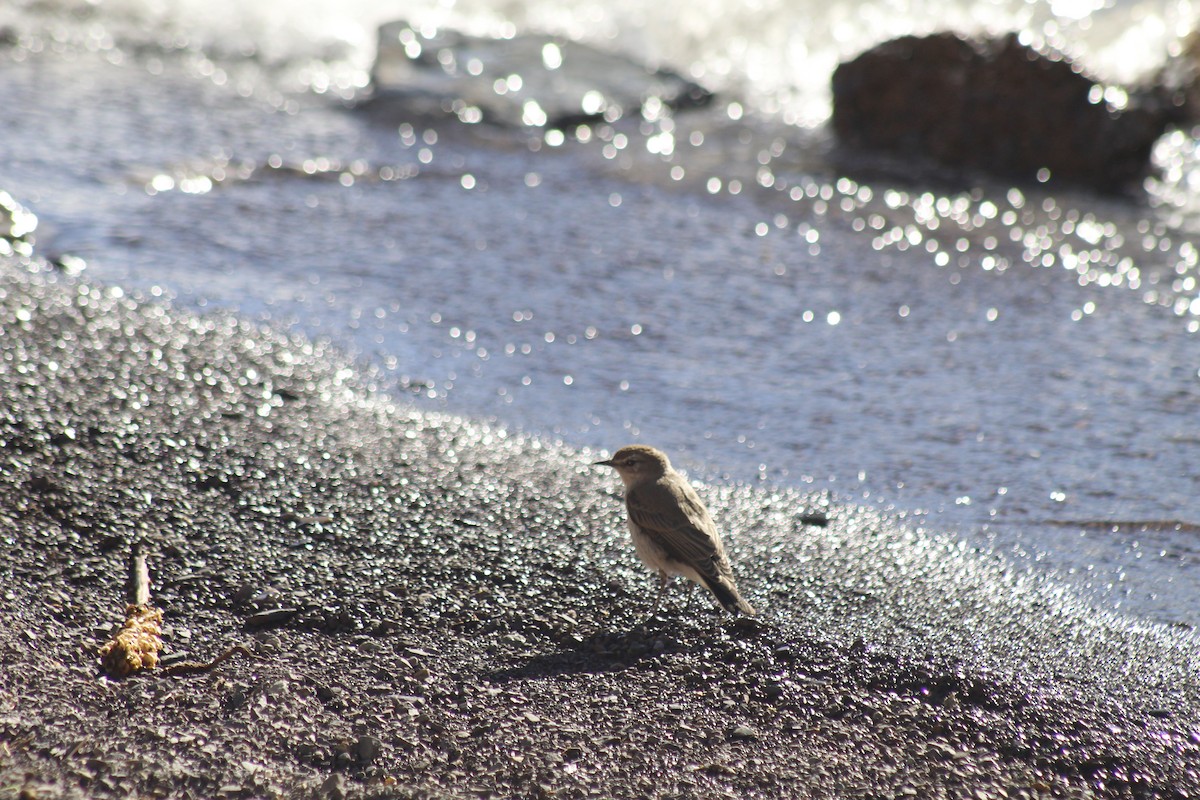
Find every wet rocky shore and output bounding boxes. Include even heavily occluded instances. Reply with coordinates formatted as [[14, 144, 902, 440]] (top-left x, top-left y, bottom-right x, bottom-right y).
[[2, 247, 1199, 798]]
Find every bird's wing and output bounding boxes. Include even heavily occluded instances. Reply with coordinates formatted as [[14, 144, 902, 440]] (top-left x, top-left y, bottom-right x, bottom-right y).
[[625, 479, 725, 571]]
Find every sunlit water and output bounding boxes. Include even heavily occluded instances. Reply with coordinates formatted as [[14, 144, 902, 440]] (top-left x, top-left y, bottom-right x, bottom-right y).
[[1, 0, 1199, 629]]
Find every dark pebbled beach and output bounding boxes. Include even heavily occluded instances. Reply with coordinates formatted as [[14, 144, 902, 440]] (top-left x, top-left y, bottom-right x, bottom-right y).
[[2, 243, 1199, 799]]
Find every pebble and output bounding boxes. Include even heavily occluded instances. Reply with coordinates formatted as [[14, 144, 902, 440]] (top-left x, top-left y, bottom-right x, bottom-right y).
[[245, 608, 299, 630], [729, 725, 760, 741], [320, 774, 347, 800], [356, 735, 382, 765]]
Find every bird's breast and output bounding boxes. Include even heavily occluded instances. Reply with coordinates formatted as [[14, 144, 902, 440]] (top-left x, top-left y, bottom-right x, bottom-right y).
[[627, 519, 667, 572]]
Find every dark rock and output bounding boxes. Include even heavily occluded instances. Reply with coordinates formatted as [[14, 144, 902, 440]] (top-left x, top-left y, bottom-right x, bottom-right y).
[[244, 608, 299, 630], [799, 512, 830, 527], [26, 474, 62, 495], [831, 32, 1170, 190]]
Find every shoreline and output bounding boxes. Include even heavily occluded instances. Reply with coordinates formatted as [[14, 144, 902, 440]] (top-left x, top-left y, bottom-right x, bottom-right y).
[[2, 41, 1199, 633], [2, 254, 1198, 798]]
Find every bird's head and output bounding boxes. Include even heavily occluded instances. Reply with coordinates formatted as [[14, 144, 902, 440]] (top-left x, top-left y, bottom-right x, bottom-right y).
[[595, 444, 671, 487]]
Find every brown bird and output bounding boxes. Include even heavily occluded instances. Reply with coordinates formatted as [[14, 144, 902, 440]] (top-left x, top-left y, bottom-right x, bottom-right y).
[[595, 444, 756, 617]]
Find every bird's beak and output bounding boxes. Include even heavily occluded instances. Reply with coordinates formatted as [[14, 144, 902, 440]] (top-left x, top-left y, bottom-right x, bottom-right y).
[[594, 458, 614, 467]]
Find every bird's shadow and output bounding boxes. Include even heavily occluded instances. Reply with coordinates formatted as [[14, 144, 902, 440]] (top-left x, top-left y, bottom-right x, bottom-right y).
[[485, 627, 686, 682], [485, 616, 770, 683]]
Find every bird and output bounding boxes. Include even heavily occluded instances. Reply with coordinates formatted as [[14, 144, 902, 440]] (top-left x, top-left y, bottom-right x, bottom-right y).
[[595, 444, 756, 618]]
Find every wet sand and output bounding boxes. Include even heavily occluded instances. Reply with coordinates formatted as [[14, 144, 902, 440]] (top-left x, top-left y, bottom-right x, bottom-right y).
[[2, 248, 1198, 798]]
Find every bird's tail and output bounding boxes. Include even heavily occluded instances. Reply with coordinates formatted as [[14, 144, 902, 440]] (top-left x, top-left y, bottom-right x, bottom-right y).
[[707, 578, 756, 616]]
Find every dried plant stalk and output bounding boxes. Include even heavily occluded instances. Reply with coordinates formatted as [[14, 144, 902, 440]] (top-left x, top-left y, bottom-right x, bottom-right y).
[[98, 541, 163, 678], [98, 603, 164, 677]]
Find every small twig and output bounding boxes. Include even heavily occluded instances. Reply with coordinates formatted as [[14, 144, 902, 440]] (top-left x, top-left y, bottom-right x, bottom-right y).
[[160, 645, 256, 676], [128, 540, 150, 606]]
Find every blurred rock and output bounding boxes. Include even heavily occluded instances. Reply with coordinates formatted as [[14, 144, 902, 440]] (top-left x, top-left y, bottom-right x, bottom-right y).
[[1153, 31, 1200, 124], [362, 20, 711, 128], [831, 32, 1171, 190]]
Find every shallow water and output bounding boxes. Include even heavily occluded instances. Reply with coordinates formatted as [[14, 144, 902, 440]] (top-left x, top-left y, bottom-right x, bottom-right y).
[[1, 2, 1199, 630]]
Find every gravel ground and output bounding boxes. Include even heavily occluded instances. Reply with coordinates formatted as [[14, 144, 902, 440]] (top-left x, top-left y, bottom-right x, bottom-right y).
[[1, 214, 1199, 798]]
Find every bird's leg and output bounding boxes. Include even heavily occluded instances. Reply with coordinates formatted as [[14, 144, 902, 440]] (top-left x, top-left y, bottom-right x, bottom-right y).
[[653, 571, 671, 615], [639, 571, 671, 629], [683, 580, 702, 615]]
